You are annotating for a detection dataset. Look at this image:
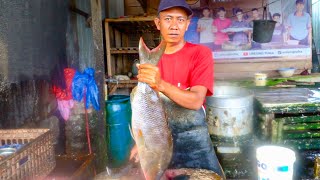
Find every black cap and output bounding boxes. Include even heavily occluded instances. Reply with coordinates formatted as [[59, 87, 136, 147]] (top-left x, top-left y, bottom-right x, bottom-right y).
[[273, 13, 281, 17], [157, 0, 193, 16], [296, 0, 304, 4], [217, 7, 226, 12]]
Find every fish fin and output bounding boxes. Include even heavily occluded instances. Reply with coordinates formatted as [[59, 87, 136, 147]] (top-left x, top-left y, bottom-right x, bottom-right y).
[[139, 37, 166, 65], [128, 123, 136, 142], [130, 86, 137, 102]]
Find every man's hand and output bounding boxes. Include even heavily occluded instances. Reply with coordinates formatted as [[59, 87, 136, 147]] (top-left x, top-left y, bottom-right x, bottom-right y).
[[137, 63, 164, 91]]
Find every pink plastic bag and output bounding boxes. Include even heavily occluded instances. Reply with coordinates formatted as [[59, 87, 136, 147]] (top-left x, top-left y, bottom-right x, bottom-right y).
[[57, 99, 74, 121]]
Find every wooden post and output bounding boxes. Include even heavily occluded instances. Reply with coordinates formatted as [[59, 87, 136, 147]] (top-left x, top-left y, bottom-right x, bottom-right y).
[[105, 21, 112, 76], [90, 0, 107, 172]]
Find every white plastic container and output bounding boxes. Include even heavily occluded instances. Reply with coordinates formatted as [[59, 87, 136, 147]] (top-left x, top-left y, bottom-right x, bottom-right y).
[[255, 73, 267, 86], [256, 146, 296, 180]]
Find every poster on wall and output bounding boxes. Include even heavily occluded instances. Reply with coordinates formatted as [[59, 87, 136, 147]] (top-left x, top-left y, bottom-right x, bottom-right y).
[[185, 0, 312, 60]]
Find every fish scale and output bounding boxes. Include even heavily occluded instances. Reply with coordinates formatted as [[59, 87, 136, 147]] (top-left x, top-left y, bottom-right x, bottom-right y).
[[130, 38, 172, 180]]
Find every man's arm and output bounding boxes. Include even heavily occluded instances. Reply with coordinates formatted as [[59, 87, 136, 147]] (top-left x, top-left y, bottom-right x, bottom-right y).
[[137, 64, 207, 110]]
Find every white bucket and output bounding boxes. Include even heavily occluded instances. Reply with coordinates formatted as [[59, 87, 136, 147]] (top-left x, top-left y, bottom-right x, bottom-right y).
[[256, 146, 296, 180], [255, 73, 267, 86]]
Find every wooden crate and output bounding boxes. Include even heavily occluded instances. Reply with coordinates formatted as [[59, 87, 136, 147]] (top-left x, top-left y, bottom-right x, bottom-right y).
[[0, 129, 55, 180]]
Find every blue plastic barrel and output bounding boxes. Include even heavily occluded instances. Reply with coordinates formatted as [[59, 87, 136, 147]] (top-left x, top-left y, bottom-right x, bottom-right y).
[[105, 95, 133, 168]]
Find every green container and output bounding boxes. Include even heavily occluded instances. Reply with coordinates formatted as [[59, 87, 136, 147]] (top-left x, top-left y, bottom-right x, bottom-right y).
[[105, 95, 133, 168]]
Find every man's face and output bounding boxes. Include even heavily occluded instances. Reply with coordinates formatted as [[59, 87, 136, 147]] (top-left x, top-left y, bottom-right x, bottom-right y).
[[252, 10, 259, 19], [296, 3, 305, 12], [155, 8, 190, 44], [203, 9, 210, 18], [236, 12, 243, 21], [273, 15, 280, 23], [217, 10, 226, 19]]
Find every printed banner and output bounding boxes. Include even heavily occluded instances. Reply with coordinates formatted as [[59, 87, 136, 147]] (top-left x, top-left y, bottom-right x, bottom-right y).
[[213, 48, 311, 59], [185, 0, 312, 60]]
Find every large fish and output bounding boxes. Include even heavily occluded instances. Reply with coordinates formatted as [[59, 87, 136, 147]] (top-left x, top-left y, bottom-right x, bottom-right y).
[[130, 38, 172, 180]]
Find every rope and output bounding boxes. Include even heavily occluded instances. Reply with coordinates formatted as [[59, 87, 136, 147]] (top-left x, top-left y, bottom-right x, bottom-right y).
[[313, 0, 320, 5], [84, 93, 92, 154], [187, 0, 200, 5]]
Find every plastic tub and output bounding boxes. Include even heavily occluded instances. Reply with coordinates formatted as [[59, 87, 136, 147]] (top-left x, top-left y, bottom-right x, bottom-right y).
[[256, 145, 296, 180]]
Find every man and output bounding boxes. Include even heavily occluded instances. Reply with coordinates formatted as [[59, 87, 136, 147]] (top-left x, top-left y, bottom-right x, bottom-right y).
[[197, 7, 215, 49], [249, 8, 262, 49], [252, 8, 260, 20], [212, 7, 231, 50], [230, 9, 251, 44], [271, 13, 286, 43], [287, 0, 311, 46], [184, 14, 199, 44], [133, 0, 225, 178]]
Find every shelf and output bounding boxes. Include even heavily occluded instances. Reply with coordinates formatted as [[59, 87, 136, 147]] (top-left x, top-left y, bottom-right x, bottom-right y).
[[105, 16, 157, 34], [105, 16, 156, 23], [110, 47, 138, 54], [105, 16, 160, 77], [107, 80, 138, 95]]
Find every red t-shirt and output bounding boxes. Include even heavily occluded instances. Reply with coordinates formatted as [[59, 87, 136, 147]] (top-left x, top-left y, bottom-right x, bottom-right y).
[[212, 18, 232, 45], [158, 42, 214, 96]]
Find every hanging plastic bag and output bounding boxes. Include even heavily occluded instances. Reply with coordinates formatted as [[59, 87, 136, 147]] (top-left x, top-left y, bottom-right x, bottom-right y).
[[72, 68, 100, 110], [84, 68, 100, 110], [57, 99, 74, 121], [52, 68, 76, 100]]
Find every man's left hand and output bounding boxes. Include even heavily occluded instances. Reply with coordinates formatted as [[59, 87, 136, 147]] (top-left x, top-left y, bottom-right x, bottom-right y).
[[137, 63, 164, 91]]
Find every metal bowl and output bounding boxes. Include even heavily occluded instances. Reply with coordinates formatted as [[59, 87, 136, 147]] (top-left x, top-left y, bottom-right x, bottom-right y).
[[0, 147, 16, 157], [278, 67, 296, 78]]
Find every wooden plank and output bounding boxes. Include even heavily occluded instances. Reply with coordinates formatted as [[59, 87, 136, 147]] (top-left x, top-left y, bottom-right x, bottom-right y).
[[283, 138, 320, 150], [315, 157, 320, 179], [283, 132, 320, 139], [258, 113, 274, 141], [124, 0, 145, 16], [147, 0, 160, 15], [91, 0, 107, 171], [283, 123, 320, 131], [111, 54, 116, 77], [215, 57, 311, 63], [105, 16, 156, 22], [111, 49, 138, 54], [215, 60, 311, 72], [115, 55, 124, 75], [114, 30, 122, 47], [215, 70, 310, 80], [105, 21, 112, 76], [278, 116, 320, 124]]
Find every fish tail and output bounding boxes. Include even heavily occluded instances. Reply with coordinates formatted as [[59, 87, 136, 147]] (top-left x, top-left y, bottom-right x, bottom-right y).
[[138, 37, 166, 65]]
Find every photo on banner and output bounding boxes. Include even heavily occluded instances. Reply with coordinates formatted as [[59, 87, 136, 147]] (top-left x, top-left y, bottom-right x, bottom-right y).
[[185, 0, 312, 61]]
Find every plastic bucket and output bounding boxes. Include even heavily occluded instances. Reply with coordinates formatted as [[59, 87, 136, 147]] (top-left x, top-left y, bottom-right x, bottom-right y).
[[255, 73, 267, 86], [205, 86, 254, 137], [256, 146, 296, 180], [105, 95, 133, 168], [253, 20, 276, 43]]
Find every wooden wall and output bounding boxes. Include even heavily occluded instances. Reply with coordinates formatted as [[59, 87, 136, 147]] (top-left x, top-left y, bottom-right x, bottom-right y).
[[124, 0, 160, 16], [215, 58, 311, 80]]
